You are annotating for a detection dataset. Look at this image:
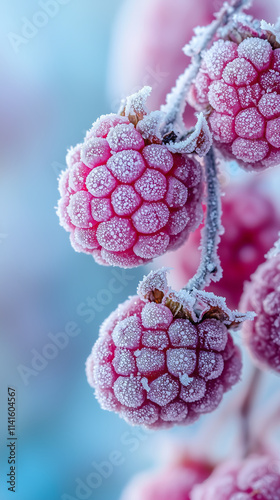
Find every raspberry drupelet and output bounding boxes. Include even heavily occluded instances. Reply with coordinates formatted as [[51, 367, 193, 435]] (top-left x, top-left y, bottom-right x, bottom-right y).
[[191, 454, 280, 500], [57, 112, 203, 268], [240, 254, 280, 374], [190, 34, 280, 170], [86, 270, 251, 429]]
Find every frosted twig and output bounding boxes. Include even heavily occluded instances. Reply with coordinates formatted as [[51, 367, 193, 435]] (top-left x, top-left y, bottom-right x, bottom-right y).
[[185, 147, 222, 292], [161, 0, 251, 135]]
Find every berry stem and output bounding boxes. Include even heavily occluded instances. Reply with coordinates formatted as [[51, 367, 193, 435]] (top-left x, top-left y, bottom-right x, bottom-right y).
[[161, 0, 251, 135], [185, 147, 222, 292], [240, 367, 262, 457]]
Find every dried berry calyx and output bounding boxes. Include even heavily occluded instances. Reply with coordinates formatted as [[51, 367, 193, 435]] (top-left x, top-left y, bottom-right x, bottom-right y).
[[189, 15, 280, 170], [57, 88, 204, 268], [86, 270, 253, 429]]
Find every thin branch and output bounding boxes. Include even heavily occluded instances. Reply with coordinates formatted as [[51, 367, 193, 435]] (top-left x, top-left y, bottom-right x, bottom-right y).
[[161, 0, 251, 135], [185, 147, 222, 292], [239, 367, 262, 457]]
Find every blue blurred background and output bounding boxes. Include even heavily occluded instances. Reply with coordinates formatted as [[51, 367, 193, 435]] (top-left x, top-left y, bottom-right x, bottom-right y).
[[0, 1, 279, 500]]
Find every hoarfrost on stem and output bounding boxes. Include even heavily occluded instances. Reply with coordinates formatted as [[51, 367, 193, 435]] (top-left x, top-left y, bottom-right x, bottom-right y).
[[186, 147, 223, 292]]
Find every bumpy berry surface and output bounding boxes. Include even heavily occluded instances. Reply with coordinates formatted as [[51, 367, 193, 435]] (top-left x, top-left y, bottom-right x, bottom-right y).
[[191, 454, 280, 500], [240, 254, 280, 373], [190, 38, 280, 170], [86, 294, 241, 429], [57, 114, 203, 267], [159, 182, 280, 309], [121, 459, 211, 500]]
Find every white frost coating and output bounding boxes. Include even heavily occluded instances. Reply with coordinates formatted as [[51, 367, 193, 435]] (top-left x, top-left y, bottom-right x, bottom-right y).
[[261, 18, 280, 44], [186, 148, 223, 292], [141, 377, 150, 392], [193, 289, 256, 326], [137, 268, 170, 301], [184, 1, 252, 58], [136, 110, 165, 142], [120, 86, 152, 119], [166, 113, 212, 157], [179, 373, 192, 386]]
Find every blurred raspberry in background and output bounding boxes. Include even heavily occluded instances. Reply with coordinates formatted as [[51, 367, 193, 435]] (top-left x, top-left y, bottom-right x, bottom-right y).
[[157, 179, 280, 309]]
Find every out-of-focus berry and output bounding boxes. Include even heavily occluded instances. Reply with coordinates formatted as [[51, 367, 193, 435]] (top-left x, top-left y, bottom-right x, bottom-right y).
[[191, 454, 280, 500], [121, 458, 211, 500], [158, 182, 280, 309], [86, 270, 247, 429], [240, 254, 280, 374]]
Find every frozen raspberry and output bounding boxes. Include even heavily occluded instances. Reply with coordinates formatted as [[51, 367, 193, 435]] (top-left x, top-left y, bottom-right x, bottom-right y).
[[121, 458, 211, 500], [191, 454, 280, 500], [240, 254, 280, 374], [159, 182, 280, 309], [86, 270, 248, 429], [190, 37, 280, 170], [108, 0, 278, 128], [57, 113, 203, 268]]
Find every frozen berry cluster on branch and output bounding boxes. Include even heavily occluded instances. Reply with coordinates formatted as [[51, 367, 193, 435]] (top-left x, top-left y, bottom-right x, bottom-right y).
[[57, 0, 280, 455], [86, 270, 250, 429], [57, 89, 205, 268], [189, 23, 280, 170]]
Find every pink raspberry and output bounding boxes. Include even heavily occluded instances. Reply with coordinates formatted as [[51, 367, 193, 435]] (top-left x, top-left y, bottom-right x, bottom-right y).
[[121, 458, 211, 500], [190, 37, 280, 170], [159, 182, 280, 309], [57, 113, 203, 267], [86, 271, 243, 429], [240, 254, 280, 374], [191, 454, 280, 500]]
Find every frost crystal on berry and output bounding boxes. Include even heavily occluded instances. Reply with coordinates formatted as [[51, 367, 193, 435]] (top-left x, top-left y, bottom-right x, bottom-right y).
[[190, 32, 280, 170], [86, 270, 252, 429], [240, 254, 280, 373], [57, 103, 203, 267]]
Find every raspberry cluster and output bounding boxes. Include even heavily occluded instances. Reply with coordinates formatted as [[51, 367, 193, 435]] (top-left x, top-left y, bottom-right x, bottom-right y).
[[86, 271, 243, 429], [190, 38, 280, 170], [192, 454, 280, 500], [240, 254, 280, 374], [57, 113, 203, 268]]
